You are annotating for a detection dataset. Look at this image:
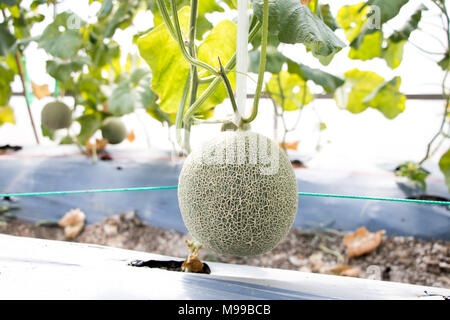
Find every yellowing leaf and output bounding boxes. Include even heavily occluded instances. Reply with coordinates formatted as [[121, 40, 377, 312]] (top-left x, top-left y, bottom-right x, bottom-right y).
[[335, 68, 384, 114], [382, 39, 406, 69], [362, 76, 406, 119], [343, 226, 385, 258], [278, 140, 299, 150], [336, 3, 369, 43], [348, 31, 382, 61], [31, 82, 51, 99], [0, 105, 14, 125], [266, 71, 313, 111], [138, 7, 237, 119]]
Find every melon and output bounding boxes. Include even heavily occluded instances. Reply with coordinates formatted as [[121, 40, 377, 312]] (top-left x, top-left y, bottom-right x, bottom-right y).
[[41, 101, 72, 130], [178, 130, 298, 256], [101, 118, 127, 144]]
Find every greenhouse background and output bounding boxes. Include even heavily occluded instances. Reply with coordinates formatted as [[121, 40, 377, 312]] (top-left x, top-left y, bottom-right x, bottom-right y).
[[0, 0, 449, 300]]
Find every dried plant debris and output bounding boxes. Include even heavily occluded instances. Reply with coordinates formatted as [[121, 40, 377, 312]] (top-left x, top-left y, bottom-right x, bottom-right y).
[[58, 208, 86, 239], [328, 265, 361, 277], [85, 138, 108, 155], [31, 82, 51, 99], [343, 226, 386, 258], [0, 213, 448, 288], [182, 240, 208, 273]]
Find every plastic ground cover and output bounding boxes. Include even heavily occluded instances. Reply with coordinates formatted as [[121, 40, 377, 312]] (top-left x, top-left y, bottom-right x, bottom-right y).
[[1, 234, 449, 299], [0, 147, 449, 240]]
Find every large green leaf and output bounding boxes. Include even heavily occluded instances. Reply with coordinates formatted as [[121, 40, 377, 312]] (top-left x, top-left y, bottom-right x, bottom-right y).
[[362, 76, 406, 119], [286, 59, 344, 94], [252, 0, 345, 65], [351, 0, 408, 49], [38, 12, 85, 59], [266, 71, 313, 111], [150, 0, 228, 40], [249, 45, 286, 74], [46, 56, 90, 83], [109, 81, 141, 116], [389, 5, 426, 43], [108, 67, 172, 123], [0, 105, 14, 125], [395, 161, 429, 190], [76, 112, 104, 145], [0, 22, 16, 57], [77, 76, 106, 110], [320, 4, 338, 31], [138, 6, 236, 119], [102, 0, 140, 38], [362, 0, 409, 25], [439, 149, 450, 192], [380, 5, 426, 69], [335, 68, 384, 114]]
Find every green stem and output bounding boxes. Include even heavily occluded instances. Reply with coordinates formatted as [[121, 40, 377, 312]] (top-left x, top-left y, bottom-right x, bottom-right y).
[[155, 0, 177, 39], [241, 0, 269, 124], [175, 74, 191, 147], [182, 20, 261, 124], [218, 57, 238, 113], [164, 0, 218, 76]]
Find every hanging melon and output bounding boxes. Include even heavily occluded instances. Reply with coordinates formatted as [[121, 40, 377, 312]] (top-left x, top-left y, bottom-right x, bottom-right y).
[[41, 101, 72, 130], [178, 131, 298, 256]]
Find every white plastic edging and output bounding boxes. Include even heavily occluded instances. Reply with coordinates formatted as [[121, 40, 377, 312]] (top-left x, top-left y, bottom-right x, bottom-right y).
[[0, 234, 449, 300]]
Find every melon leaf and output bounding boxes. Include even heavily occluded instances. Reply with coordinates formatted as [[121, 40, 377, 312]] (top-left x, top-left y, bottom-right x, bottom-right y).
[[252, 0, 345, 65]]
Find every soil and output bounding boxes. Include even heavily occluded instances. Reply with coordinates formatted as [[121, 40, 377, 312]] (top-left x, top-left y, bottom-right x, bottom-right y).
[[0, 210, 449, 289]]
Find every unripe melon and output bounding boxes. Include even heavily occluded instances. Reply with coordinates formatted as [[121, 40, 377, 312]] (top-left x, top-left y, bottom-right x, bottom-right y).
[[178, 131, 298, 256], [101, 118, 127, 144], [41, 101, 72, 130]]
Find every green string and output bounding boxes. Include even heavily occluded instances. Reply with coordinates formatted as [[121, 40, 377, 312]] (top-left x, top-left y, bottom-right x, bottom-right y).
[[0, 186, 449, 205], [54, 79, 59, 98], [21, 56, 34, 106]]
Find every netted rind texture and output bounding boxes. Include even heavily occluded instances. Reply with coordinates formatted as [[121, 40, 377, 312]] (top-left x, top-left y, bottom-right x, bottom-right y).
[[101, 118, 127, 144], [178, 131, 298, 256], [41, 101, 72, 130]]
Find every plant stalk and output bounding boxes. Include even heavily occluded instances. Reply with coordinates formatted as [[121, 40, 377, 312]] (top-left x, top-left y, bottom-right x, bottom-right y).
[[14, 51, 40, 144], [164, 0, 218, 76], [241, 0, 269, 124], [182, 20, 261, 124]]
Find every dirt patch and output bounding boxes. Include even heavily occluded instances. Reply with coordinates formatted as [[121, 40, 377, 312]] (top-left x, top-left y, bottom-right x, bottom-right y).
[[0, 211, 448, 289]]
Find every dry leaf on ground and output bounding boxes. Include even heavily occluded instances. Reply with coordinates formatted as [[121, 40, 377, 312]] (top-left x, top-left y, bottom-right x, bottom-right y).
[[85, 138, 108, 155], [328, 265, 361, 277], [31, 82, 51, 99], [308, 251, 325, 272], [59, 208, 86, 239], [343, 226, 385, 258], [127, 130, 135, 143]]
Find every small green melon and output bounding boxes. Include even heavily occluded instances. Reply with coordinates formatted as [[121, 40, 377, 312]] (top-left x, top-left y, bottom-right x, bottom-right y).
[[101, 118, 127, 144], [178, 131, 298, 256], [41, 101, 72, 130]]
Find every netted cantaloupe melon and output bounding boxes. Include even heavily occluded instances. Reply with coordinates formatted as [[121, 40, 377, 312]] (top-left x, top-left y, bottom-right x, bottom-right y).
[[41, 101, 72, 130], [101, 118, 127, 144], [178, 131, 298, 256]]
